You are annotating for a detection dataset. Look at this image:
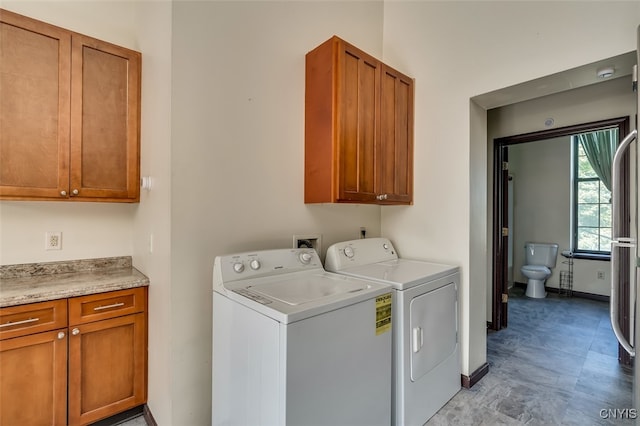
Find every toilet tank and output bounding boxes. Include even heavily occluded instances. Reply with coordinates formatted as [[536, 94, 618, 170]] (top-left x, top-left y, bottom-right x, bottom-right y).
[[524, 242, 559, 268]]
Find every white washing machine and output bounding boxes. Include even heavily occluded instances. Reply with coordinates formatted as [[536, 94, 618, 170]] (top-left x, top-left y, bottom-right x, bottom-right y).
[[325, 238, 460, 426], [212, 248, 393, 426]]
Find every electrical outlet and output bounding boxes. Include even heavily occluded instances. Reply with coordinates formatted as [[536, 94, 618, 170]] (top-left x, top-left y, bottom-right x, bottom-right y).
[[597, 270, 605, 280], [293, 234, 322, 254], [45, 231, 62, 250]]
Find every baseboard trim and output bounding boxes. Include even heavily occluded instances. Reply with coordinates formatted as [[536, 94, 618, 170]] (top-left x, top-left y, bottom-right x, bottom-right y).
[[461, 362, 489, 389], [144, 404, 158, 426], [549, 287, 609, 302], [514, 281, 609, 302]]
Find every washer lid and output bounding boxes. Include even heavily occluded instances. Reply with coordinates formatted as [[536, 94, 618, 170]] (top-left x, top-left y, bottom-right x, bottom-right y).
[[219, 270, 391, 324], [336, 259, 459, 290], [250, 273, 371, 306]]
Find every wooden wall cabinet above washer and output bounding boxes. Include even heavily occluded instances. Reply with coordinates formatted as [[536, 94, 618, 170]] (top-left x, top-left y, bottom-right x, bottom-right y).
[[304, 35, 414, 205], [0, 9, 141, 202]]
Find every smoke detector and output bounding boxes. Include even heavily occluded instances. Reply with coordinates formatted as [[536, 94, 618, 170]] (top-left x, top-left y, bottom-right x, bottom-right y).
[[596, 66, 615, 79]]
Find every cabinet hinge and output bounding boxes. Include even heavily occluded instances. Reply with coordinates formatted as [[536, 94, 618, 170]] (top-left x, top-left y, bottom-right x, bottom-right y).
[[502, 293, 508, 303], [502, 227, 509, 237], [502, 161, 509, 171]]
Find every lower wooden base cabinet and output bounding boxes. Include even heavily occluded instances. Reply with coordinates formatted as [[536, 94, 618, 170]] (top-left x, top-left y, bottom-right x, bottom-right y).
[[0, 287, 147, 426], [68, 312, 146, 425], [0, 329, 68, 426]]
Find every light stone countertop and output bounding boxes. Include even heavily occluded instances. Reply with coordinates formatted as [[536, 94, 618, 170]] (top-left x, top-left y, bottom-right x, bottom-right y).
[[0, 257, 149, 308]]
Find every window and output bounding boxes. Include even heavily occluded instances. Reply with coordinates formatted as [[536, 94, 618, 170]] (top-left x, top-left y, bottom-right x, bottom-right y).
[[572, 128, 617, 254]]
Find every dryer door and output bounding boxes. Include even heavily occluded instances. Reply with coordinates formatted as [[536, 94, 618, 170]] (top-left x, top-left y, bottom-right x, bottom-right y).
[[409, 282, 457, 382]]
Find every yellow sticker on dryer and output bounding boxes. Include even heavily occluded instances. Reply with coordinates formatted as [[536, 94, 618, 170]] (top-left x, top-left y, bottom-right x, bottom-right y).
[[375, 293, 392, 335]]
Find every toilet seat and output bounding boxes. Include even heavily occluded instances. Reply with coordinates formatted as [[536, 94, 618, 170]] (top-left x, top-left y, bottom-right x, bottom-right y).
[[521, 265, 550, 274]]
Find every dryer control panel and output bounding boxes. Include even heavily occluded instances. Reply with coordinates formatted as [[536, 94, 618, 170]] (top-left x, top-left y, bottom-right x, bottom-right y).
[[325, 238, 398, 271]]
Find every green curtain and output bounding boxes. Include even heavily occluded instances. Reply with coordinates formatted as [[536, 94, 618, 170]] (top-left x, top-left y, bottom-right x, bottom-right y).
[[577, 129, 617, 192]]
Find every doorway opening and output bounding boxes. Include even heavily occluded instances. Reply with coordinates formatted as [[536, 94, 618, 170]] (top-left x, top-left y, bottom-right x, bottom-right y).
[[490, 116, 632, 366]]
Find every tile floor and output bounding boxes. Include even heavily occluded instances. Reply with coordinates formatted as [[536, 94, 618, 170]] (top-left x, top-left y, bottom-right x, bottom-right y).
[[115, 415, 147, 426], [427, 288, 634, 425], [120, 289, 634, 426]]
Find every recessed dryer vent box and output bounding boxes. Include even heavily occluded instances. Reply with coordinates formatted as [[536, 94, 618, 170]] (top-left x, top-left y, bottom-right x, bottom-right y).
[[293, 234, 322, 254]]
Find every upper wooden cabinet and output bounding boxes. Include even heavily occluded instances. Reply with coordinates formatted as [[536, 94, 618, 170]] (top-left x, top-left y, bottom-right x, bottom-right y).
[[305, 36, 414, 205], [0, 9, 141, 202]]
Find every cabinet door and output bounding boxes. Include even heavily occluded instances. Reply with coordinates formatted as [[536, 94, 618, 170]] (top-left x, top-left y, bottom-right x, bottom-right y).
[[379, 64, 413, 204], [0, 9, 71, 200], [337, 41, 380, 203], [70, 34, 140, 202], [0, 329, 67, 426], [68, 313, 146, 426]]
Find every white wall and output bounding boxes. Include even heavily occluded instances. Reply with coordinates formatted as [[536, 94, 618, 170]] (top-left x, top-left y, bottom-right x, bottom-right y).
[[170, 2, 384, 424], [381, 1, 640, 380]]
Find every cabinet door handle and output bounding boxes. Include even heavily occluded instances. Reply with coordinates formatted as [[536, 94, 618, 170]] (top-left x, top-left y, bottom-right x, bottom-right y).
[[72, 328, 80, 336], [376, 194, 388, 201], [60, 190, 67, 196], [93, 302, 125, 311], [0, 317, 39, 328], [57, 331, 66, 339], [71, 189, 79, 196]]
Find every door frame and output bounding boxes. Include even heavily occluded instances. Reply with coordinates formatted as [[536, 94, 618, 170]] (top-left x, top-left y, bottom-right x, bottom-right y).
[[490, 117, 631, 365], [491, 145, 509, 330]]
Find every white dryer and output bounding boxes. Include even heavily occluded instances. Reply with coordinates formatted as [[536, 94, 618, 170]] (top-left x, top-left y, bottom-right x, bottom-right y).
[[213, 248, 393, 426], [325, 238, 460, 426]]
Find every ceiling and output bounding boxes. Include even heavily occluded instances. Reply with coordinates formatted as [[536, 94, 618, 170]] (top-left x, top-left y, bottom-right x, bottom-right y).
[[473, 51, 637, 110]]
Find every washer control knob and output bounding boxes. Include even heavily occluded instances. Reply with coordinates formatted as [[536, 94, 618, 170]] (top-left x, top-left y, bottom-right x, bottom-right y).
[[249, 259, 261, 270], [233, 262, 245, 273], [383, 243, 389, 250], [344, 247, 354, 258], [299, 252, 313, 264]]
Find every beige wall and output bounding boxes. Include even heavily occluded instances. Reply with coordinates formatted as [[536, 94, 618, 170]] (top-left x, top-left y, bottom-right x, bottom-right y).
[[1, 2, 385, 425], [509, 136, 614, 297], [509, 136, 572, 289], [381, 1, 639, 382], [170, 2, 384, 424], [2, 1, 640, 425], [132, 1, 173, 423]]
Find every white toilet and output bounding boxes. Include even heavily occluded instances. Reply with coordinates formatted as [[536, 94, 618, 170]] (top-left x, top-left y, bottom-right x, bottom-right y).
[[520, 242, 559, 298]]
